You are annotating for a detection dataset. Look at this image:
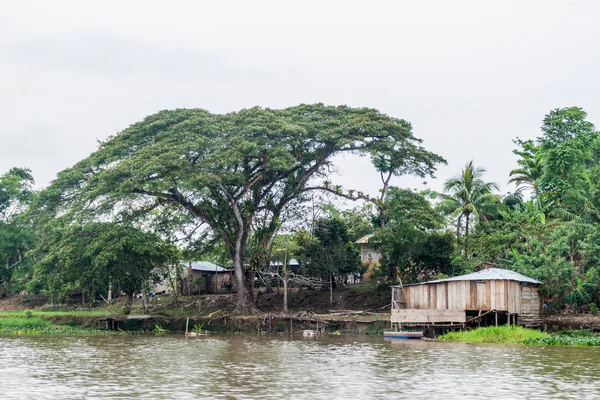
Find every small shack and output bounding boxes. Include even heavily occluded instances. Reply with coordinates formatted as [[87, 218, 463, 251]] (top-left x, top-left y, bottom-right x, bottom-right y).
[[185, 261, 231, 294], [391, 268, 542, 329], [356, 234, 382, 281]]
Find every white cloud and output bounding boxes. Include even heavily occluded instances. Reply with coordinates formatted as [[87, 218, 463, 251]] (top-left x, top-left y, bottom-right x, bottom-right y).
[[1, 0, 599, 195]]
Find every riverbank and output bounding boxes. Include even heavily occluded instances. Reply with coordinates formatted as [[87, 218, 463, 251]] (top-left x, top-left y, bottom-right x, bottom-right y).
[[0, 308, 390, 336], [1, 286, 600, 337], [439, 325, 600, 346], [0, 285, 392, 335]]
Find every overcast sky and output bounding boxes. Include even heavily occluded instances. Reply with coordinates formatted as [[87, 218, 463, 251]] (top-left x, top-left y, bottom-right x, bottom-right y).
[[1, 0, 599, 198]]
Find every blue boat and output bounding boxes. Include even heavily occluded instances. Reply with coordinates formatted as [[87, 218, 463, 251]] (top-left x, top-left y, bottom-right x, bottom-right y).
[[383, 331, 423, 340]]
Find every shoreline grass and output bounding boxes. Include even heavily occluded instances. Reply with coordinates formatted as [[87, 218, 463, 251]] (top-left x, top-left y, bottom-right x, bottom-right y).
[[0, 326, 129, 335], [0, 310, 112, 318], [440, 325, 550, 344], [439, 325, 600, 346], [0, 310, 121, 335]]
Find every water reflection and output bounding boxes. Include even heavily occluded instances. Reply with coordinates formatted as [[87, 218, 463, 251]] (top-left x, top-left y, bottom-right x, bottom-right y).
[[0, 335, 598, 399]]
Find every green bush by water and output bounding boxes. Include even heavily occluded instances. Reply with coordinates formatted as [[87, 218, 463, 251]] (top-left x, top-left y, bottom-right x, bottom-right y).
[[0, 317, 48, 328], [439, 325, 550, 344], [440, 325, 600, 346], [524, 334, 600, 346], [0, 326, 128, 335]]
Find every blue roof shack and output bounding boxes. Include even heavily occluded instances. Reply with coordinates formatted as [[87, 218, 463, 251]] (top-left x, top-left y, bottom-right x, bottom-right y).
[[391, 268, 542, 329]]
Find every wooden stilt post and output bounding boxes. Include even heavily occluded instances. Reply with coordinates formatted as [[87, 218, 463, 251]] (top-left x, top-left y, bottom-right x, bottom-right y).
[[185, 318, 189, 335], [494, 312, 498, 326]]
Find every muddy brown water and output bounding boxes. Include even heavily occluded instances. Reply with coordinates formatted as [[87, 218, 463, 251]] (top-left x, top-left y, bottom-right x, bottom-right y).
[[0, 335, 599, 399]]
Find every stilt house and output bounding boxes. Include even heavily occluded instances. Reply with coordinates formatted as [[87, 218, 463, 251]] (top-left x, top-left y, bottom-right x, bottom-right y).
[[391, 268, 542, 328]]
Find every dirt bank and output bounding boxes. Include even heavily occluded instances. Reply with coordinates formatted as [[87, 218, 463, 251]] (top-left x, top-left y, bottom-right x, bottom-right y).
[[542, 314, 600, 331]]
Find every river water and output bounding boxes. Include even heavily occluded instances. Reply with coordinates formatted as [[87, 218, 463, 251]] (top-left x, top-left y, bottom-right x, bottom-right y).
[[0, 334, 599, 399]]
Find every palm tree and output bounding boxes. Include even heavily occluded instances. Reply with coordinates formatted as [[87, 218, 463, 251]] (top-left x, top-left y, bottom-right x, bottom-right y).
[[438, 160, 500, 255], [508, 153, 543, 208]]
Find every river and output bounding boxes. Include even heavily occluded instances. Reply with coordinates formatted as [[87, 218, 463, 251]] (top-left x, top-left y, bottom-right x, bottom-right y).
[[0, 334, 598, 399]]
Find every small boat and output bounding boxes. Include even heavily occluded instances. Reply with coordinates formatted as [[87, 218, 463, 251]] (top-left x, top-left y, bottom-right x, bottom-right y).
[[384, 331, 423, 340]]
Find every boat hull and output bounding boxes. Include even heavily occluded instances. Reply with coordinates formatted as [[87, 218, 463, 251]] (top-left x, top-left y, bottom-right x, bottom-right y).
[[384, 331, 423, 340]]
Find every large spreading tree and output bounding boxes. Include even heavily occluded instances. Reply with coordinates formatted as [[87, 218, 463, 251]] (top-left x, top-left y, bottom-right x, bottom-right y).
[[39, 104, 444, 312], [0, 168, 35, 296]]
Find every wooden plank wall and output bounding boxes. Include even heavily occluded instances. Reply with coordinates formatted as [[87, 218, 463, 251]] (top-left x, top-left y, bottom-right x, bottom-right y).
[[400, 280, 535, 312], [520, 285, 540, 317], [391, 309, 467, 323]]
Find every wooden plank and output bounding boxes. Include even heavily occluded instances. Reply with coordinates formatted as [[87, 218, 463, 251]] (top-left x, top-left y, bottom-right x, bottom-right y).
[[504, 281, 509, 311], [495, 281, 502, 310], [391, 309, 467, 323], [508, 281, 516, 314], [453, 282, 460, 309], [516, 283, 522, 313], [531, 287, 540, 315], [486, 281, 491, 309], [477, 282, 486, 309], [444, 283, 449, 310], [470, 281, 477, 309], [431, 285, 437, 310], [440, 283, 447, 309]]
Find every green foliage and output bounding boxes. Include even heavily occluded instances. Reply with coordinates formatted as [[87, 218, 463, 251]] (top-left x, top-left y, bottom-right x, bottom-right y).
[[566, 277, 592, 307], [303, 216, 362, 282], [377, 188, 455, 282], [29, 222, 178, 303], [192, 277, 206, 289], [0, 168, 36, 296], [36, 105, 444, 311], [524, 334, 600, 346], [152, 324, 167, 334], [438, 160, 500, 258], [440, 325, 550, 344]]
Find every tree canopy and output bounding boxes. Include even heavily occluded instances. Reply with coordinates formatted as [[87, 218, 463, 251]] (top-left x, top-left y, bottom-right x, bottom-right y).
[[29, 222, 178, 307], [0, 168, 35, 296], [38, 104, 445, 312]]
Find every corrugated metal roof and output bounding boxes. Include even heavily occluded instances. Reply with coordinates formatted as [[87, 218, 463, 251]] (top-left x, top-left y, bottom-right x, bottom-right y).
[[355, 234, 375, 244], [406, 268, 541, 286], [270, 258, 300, 266], [187, 261, 228, 272]]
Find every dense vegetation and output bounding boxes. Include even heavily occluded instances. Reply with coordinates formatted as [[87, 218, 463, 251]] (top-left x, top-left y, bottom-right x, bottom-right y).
[[440, 326, 600, 346], [2, 104, 600, 314]]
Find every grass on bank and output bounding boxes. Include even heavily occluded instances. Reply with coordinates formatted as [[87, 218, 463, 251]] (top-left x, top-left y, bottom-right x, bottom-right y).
[[0, 310, 110, 318], [0, 310, 123, 335], [439, 325, 600, 346], [440, 325, 550, 344]]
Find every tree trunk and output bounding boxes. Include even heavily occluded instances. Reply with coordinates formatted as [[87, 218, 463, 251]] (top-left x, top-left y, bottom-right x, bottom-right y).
[[142, 285, 148, 313], [232, 253, 256, 313], [283, 250, 288, 313], [187, 263, 193, 296], [379, 171, 392, 229], [465, 214, 470, 257], [107, 278, 112, 303], [330, 274, 333, 305], [125, 294, 133, 315]]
